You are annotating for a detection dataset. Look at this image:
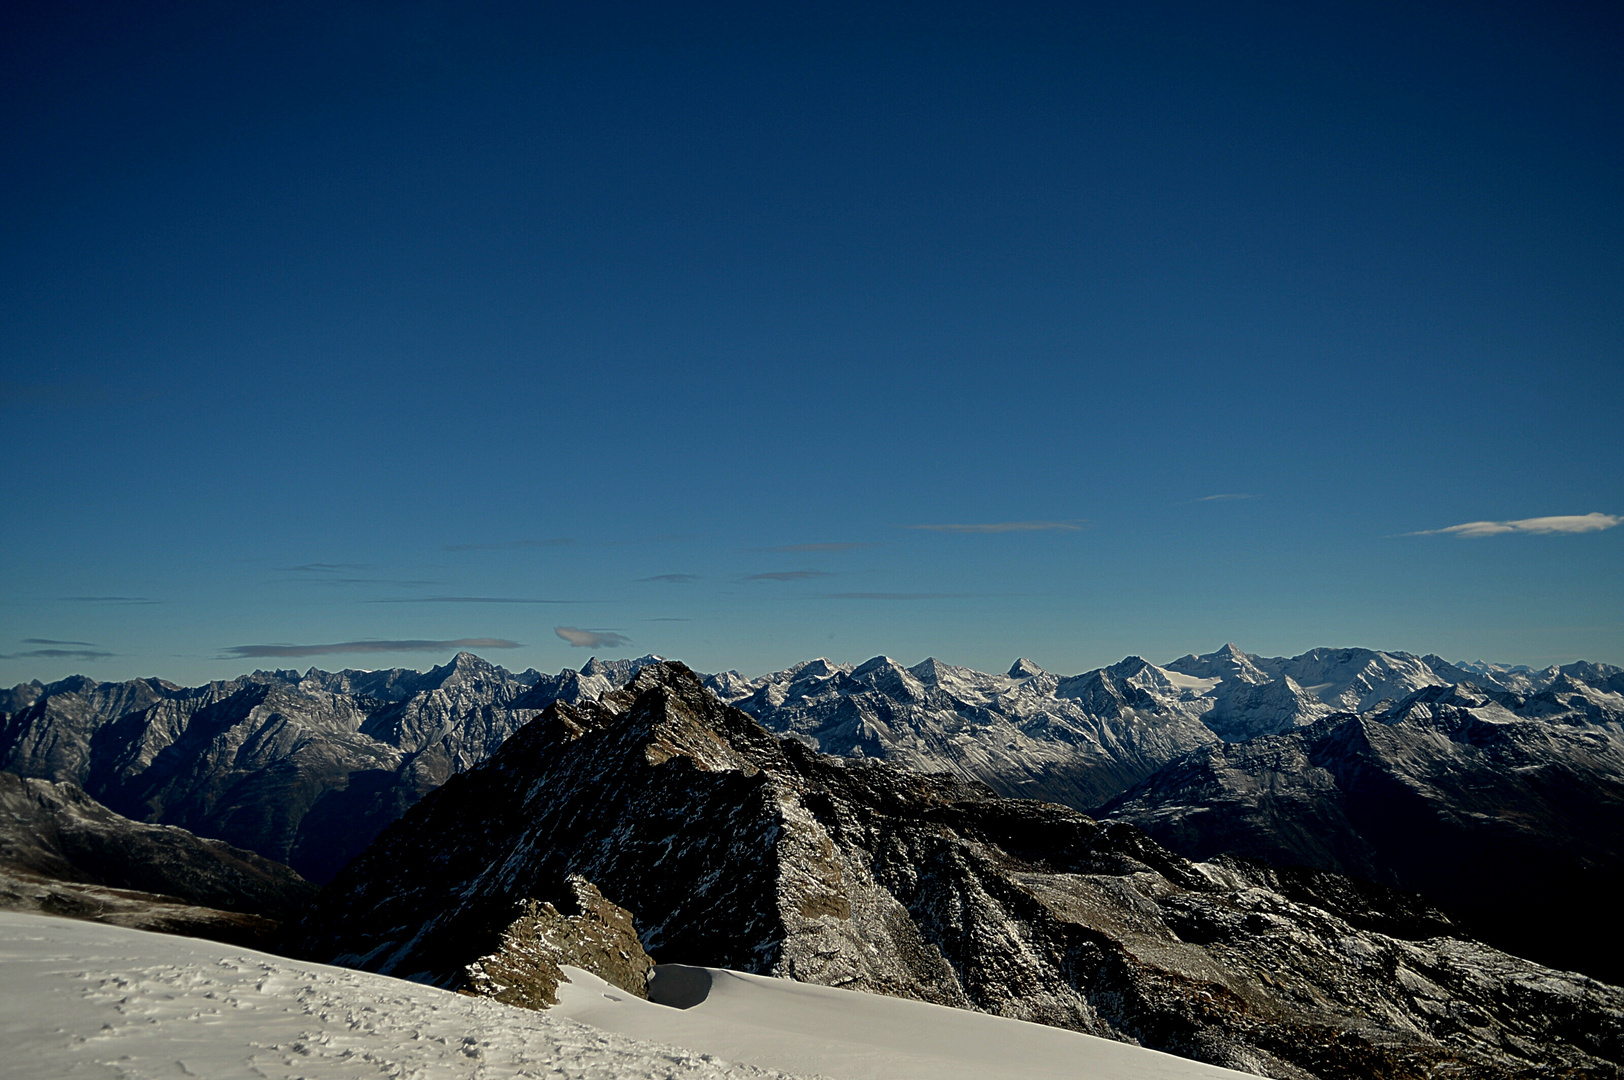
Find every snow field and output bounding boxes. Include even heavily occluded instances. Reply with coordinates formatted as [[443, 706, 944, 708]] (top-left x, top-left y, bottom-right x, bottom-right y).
[[2, 911, 1251, 1080]]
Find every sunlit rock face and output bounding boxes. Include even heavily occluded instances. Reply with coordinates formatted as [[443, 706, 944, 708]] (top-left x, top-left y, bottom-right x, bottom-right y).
[[463, 875, 655, 1010], [706, 645, 1604, 812], [290, 663, 1624, 1080]]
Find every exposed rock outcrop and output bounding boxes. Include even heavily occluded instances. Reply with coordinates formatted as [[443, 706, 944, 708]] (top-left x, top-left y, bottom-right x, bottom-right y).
[[463, 876, 654, 1009]]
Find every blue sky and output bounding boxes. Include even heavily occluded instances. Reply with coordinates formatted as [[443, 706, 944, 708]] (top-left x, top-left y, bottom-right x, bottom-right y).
[[2, 1, 1621, 685]]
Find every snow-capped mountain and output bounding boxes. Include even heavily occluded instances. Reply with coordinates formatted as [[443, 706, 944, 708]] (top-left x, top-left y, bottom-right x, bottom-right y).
[[3, 644, 1616, 890], [0, 652, 664, 882], [704, 644, 1613, 807], [1100, 678, 1624, 984], [704, 654, 1221, 810], [290, 662, 1624, 1080]]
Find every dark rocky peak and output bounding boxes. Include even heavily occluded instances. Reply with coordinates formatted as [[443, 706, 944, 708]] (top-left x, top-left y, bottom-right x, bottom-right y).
[[1007, 658, 1046, 678], [292, 664, 1624, 1080], [29, 675, 179, 725], [39, 674, 100, 697], [464, 876, 655, 1010], [248, 669, 303, 684], [426, 650, 501, 686]]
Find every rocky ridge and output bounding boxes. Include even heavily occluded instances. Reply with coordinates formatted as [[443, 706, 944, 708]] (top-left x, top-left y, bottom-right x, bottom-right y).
[[290, 662, 1624, 1080], [1101, 680, 1624, 983], [0, 770, 315, 946], [0, 652, 663, 881], [713, 645, 1624, 809]]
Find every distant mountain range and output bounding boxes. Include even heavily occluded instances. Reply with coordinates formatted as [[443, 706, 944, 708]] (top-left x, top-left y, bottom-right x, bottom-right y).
[[0, 652, 654, 882], [4, 644, 1621, 981]]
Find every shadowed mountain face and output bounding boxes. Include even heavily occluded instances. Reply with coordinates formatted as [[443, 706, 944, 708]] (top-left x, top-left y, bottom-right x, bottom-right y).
[[1101, 682, 1624, 984], [0, 771, 315, 946], [0, 653, 664, 882], [289, 663, 1624, 1080]]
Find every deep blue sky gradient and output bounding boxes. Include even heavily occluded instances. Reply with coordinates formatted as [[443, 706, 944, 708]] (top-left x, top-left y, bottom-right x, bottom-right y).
[[3, 1, 1621, 683]]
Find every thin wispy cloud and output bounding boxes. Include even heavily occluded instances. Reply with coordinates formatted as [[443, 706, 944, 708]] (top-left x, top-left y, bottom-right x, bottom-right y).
[[440, 538, 575, 552], [758, 542, 875, 553], [368, 596, 592, 604], [745, 570, 834, 581], [905, 521, 1084, 533], [827, 592, 966, 600], [295, 577, 440, 587], [638, 574, 699, 583], [223, 638, 522, 658], [1197, 493, 1257, 502], [2, 638, 114, 661], [277, 563, 369, 573], [1409, 513, 1622, 538], [555, 626, 631, 649]]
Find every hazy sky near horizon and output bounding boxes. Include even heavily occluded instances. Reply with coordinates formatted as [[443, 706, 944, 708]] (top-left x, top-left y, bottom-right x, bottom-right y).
[[3, 1, 1621, 686]]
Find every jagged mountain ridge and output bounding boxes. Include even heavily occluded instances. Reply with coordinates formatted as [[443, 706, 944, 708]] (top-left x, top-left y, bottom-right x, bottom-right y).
[[3, 644, 1617, 884], [710, 644, 1623, 808], [0, 652, 665, 881], [290, 663, 1624, 1080], [1100, 680, 1624, 984]]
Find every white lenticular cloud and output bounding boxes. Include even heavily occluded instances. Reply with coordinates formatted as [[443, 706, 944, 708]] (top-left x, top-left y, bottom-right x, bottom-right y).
[[1411, 513, 1622, 538], [555, 626, 631, 649]]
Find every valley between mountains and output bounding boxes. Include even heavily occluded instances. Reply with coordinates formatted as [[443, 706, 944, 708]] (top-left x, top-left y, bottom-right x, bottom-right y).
[[2, 645, 1622, 1079]]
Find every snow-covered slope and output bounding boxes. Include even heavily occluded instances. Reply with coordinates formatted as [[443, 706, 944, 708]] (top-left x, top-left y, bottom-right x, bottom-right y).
[[2, 911, 1251, 1080], [555, 963, 1246, 1080], [0, 910, 785, 1080]]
